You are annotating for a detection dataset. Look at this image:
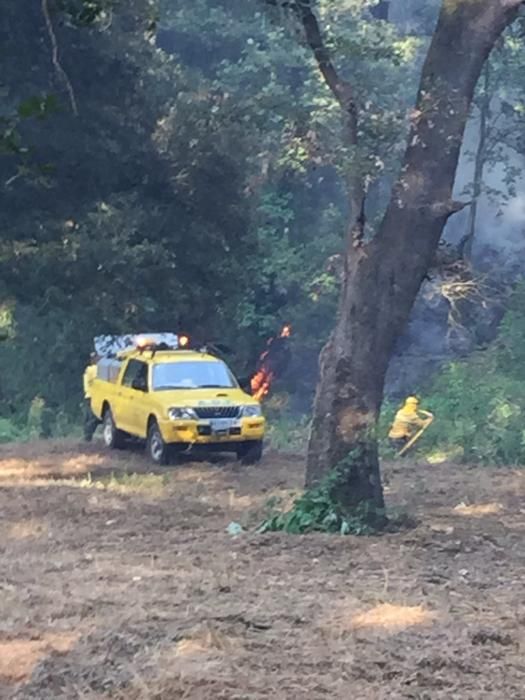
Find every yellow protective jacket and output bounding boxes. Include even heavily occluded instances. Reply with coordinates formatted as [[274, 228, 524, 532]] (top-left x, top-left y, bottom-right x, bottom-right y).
[[83, 365, 97, 399], [388, 406, 427, 440]]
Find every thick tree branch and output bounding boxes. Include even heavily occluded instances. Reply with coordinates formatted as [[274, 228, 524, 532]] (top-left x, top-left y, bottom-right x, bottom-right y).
[[264, 0, 357, 144], [430, 199, 471, 218], [264, 0, 367, 248], [294, 4, 353, 108]]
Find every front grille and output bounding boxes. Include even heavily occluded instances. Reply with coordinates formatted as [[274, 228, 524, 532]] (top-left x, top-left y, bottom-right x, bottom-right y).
[[194, 406, 241, 419]]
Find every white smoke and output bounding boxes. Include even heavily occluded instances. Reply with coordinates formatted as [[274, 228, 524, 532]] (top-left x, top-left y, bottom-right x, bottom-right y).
[[387, 0, 525, 262], [445, 113, 525, 261]]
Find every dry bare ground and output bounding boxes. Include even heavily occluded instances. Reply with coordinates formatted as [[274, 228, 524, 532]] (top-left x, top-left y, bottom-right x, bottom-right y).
[[0, 439, 524, 699]]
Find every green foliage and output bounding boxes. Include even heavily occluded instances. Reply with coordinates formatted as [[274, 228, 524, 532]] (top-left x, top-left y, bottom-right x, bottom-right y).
[[1, 0, 352, 417], [259, 464, 375, 535], [1, 94, 57, 162], [0, 0, 264, 415], [158, 0, 422, 373], [27, 397, 53, 438], [17, 95, 59, 120], [0, 119, 22, 156], [266, 411, 310, 454], [0, 304, 14, 339], [407, 285, 525, 465], [378, 400, 398, 458], [0, 398, 79, 444], [1, 0, 523, 445], [0, 417, 24, 443], [57, 0, 116, 26]]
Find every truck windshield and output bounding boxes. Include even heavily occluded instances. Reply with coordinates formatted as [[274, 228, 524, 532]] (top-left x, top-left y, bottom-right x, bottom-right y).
[[152, 361, 236, 391]]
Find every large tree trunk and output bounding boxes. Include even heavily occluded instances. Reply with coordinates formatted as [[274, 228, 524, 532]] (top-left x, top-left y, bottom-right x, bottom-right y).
[[306, 0, 523, 521]]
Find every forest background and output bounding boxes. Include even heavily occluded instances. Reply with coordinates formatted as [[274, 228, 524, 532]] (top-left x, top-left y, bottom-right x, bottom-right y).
[[1, 0, 525, 465]]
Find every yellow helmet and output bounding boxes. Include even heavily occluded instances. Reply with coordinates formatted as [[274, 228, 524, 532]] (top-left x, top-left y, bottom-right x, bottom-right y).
[[405, 396, 419, 406]]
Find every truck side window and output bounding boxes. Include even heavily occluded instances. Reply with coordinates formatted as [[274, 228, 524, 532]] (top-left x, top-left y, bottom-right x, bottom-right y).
[[122, 360, 148, 391]]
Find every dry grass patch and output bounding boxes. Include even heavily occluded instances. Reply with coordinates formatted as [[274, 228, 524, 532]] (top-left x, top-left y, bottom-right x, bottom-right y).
[[351, 603, 437, 631], [4, 518, 48, 540], [79, 471, 169, 497], [176, 627, 239, 656], [453, 501, 504, 516], [0, 633, 78, 684], [0, 442, 523, 700]]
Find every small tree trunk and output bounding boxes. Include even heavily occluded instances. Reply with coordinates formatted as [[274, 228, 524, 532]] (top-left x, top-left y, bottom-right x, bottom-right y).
[[460, 64, 491, 261], [306, 0, 522, 522]]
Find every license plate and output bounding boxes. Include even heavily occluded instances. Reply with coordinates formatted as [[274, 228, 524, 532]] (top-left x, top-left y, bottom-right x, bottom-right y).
[[210, 418, 237, 435]]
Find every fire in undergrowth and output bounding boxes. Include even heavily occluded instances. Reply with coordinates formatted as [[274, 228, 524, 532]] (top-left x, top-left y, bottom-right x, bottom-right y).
[[251, 324, 292, 401]]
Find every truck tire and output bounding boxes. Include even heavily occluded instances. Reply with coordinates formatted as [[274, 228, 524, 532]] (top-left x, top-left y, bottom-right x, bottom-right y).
[[237, 440, 263, 465], [102, 408, 125, 449], [147, 420, 170, 466]]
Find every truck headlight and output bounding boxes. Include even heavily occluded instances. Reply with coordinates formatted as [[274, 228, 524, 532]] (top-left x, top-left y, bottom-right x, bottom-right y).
[[242, 405, 262, 418], [168, 407, 197, 420]]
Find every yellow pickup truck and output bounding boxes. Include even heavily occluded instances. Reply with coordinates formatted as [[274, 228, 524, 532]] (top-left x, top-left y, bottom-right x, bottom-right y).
[[89, 335, 265, 465]]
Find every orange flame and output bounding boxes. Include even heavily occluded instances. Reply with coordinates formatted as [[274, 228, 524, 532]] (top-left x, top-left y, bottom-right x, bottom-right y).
[[251, 367, 274, 401], [250, 324, 291, 401]]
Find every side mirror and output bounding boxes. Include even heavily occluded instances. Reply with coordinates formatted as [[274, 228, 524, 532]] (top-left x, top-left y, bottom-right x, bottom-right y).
[[132, 377, 148, 392]]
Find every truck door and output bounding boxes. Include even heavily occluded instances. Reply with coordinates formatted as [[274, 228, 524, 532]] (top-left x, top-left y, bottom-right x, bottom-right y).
[[118, 359, 149, 435], [128, 360, 150, 438]]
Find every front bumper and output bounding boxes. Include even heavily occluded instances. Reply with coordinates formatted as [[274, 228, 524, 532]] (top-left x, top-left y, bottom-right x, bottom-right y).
[[158, 416, 265, 445]]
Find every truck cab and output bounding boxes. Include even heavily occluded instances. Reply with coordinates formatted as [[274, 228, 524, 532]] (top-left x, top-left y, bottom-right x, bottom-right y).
[[89, 336, 265, 465]]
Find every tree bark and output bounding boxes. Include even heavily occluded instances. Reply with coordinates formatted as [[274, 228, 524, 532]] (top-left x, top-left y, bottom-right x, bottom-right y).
[[306, 0, 523, 522]]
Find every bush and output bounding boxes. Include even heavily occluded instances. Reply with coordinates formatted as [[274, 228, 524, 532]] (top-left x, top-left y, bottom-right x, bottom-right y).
[[0, 417, 24, 443], [27, 397, 53, 438], [266, 411, 310, 454], [259, 466, 376, 535], [422, 359, 525, 465], [0, 397, 80, 444], [404, 284, 525, 465]]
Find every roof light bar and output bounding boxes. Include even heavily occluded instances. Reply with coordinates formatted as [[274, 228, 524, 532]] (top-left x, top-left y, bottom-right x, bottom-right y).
[[94, 333, 186, 356]]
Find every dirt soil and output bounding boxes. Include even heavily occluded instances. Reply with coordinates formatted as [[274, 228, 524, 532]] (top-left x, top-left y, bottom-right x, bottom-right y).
[[0, 440, 524, 699]]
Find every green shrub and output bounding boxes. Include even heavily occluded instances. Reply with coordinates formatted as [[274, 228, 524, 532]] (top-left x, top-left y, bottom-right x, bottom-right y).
[[0, 396, 80, 444], [266, 411, 310, 454], [422, 358, 525, 464], [27, 397, 52, 438], [0, 417, 24, 443], [259, 466, 376, 535], [399, 284, 525, 465]]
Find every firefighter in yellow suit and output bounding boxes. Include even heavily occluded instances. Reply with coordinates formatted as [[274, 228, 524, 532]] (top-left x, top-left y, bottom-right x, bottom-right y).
[[388, 396, 433, 452], [83, 353, 100, 442]]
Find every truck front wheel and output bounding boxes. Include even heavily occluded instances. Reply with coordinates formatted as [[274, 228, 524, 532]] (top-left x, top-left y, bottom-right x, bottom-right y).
[[102, 408, 125, 449], [147, 420, 170, 466]]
